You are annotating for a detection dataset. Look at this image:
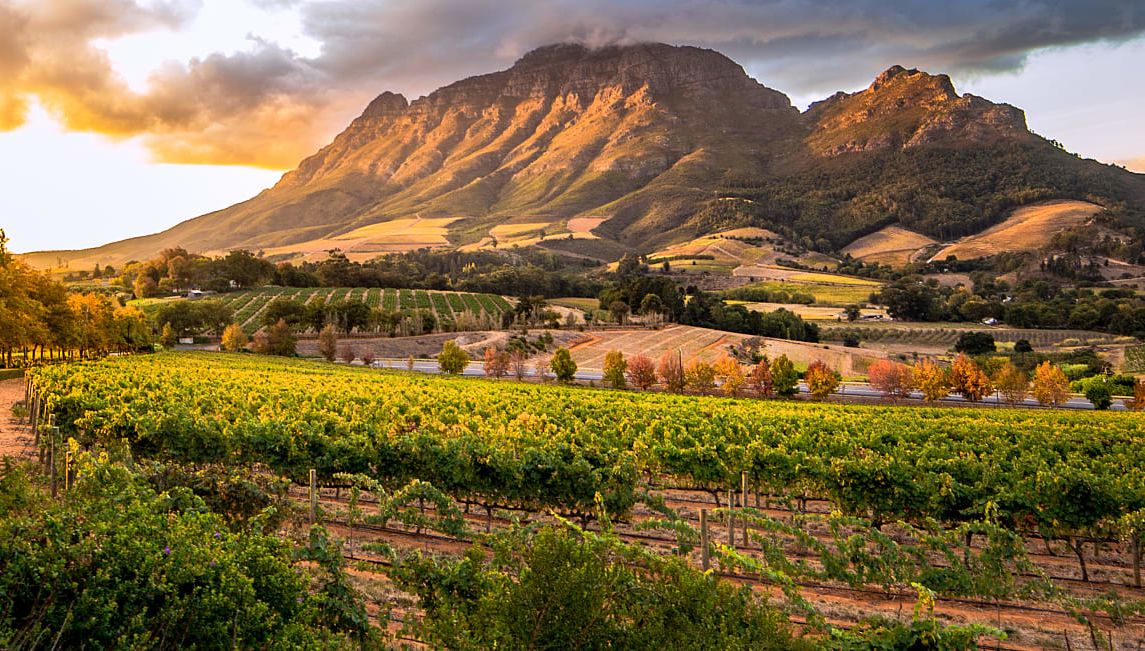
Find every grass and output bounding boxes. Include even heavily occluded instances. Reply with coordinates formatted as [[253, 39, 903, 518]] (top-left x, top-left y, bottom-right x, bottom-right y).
[[738, 281, 879, 306], [550, 297, 600, 311], [786, 271, 881, 286], [935, 200, 1102, 261]]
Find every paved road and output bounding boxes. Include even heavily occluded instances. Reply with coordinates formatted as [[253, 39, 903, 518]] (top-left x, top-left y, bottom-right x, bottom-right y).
[[363, 359, 1123, 411]]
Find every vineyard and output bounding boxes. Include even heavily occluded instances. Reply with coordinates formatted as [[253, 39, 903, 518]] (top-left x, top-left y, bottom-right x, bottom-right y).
[[23, 353, 1145, 648], [202, 287, 514, 333], [821, 323, 1123, 348]]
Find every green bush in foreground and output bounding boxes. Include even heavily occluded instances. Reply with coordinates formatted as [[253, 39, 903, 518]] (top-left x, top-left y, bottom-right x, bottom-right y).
[[0, 457, 370, 650]]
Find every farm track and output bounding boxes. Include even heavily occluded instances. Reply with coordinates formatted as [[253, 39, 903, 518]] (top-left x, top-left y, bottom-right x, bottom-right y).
[[0, 378, 36, 461]]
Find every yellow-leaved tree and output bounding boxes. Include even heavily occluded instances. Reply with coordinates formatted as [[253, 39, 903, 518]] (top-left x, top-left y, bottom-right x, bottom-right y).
[[1031, 361, 1070, 406], [913, 358, 949, 402], [714, 355, 745, 397], [221, 323, 247, 353], [950, 353, 992, 403]]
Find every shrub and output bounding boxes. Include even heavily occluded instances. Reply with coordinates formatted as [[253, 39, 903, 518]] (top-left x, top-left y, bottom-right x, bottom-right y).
[[318, 324, 338, 362], [770, 355, 799, 397], [550, 348, 577, 383], [603, 350, 627, 389], [625, 354, 657, 390], [953, 331, 996, 355], [438, 340, 470, 374], [1086, 383, 1112, 410], [805, 360, 841, 399], [867, 359, 914, 401], [220, 323, 247, 353]]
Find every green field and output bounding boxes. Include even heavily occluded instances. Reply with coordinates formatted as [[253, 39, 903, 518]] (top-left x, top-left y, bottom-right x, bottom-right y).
[[736, 280, 880, 305]]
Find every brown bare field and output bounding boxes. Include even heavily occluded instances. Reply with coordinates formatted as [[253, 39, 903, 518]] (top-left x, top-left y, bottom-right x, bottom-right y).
[[568, 325, 886, 376], [649, 229, 835, 272], [841, 225, 937, 265], [933, 200, 1102, 261], [459, 216, 605, 252], [259, 216, 459, 262]]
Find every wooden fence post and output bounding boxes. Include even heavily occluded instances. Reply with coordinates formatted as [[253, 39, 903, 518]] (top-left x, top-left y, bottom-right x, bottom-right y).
[[700, 509, 710, 571], [309, 469, 317, 523], [1133, 536, 1141, 589], [727, 489, 734, 548], [49, 427, 58, 499], [741, 471, 749, 547]]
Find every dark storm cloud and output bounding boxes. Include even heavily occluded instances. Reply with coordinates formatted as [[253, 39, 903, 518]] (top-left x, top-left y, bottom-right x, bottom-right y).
[[0, 0, 1139, 167], [298, 0, 1144, 99]]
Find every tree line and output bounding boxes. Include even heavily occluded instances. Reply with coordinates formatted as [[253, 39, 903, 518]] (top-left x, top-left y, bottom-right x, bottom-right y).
[[0, 231, 152, 367]]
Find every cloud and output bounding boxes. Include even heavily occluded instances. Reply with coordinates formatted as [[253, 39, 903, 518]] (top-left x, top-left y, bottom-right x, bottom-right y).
[[1, 0, 1142, 168]]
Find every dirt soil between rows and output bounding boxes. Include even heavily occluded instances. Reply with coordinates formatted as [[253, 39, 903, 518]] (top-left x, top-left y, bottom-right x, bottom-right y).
[[0, 378, 34, 460]]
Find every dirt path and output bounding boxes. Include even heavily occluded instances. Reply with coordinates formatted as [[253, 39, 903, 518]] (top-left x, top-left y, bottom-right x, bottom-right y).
[[0, 378, 35, 460]]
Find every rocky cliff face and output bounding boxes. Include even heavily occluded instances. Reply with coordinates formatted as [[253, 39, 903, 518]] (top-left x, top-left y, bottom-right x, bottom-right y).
[[33, 43, 1123, 270], [804, 65, 1030, 156]]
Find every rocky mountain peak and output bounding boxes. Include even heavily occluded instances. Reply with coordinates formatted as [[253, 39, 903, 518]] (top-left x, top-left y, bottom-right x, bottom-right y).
[[360, 91, 409, 119], [805, 64, 1027, 156]]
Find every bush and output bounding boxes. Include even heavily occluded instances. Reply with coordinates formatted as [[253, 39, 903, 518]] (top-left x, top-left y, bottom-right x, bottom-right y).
[[1086, 383, 1113, 410], [550, 348, 578, 384], [437, 340, 470, 375], [953, 331, 996, 355]]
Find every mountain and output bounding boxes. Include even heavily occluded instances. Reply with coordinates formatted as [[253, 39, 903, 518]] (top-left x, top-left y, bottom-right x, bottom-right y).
[[22, 43, 1145, 270]]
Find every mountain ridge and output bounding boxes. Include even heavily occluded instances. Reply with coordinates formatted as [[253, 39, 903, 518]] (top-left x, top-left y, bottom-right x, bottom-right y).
[[19, 42, 1145, 270]]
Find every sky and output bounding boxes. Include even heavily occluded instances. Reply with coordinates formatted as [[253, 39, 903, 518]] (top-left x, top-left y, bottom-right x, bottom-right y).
[[1, 0, 1143, 254]]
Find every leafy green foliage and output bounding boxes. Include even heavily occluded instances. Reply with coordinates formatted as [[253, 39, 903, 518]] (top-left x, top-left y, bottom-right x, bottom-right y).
[[392, 524, 811, 650], [0, 458, 365, 649]]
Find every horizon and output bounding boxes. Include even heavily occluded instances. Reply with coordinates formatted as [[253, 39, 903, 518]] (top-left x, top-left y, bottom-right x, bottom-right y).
[[2, 0, 1144, 254]]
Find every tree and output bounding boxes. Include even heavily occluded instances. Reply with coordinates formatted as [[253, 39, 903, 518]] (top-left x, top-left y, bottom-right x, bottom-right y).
[[639, 293, 664, 317], [603, 350, 627, 389], [657, 351, 686, 393], [510, 349, 528, 380], [339, 345, 356, 364], [805, 360, 840, 399], [264, 319, 296, 356], [913, 359, 950, 402], [714, 356, 745, 397], [993, 362, 1029, 406], [159, 322, 177, 348], [625, 354, 657, 390], [1086, 383, 1112, 410], [221, 323, 247, 352], [1031, 361, 1070, 407], [534, 355, 551, 382], [867, 359, 914, 401], [844, 304, 861, 322], [949, 353, 991, 402], [484, 347, 510, 379], [1133, 379, 1145, 411], [953, 331, 996, 355], [1014, 338, 1034, 356], [684, 359, 716, 394], [550, 348, 577, 383], [609, 300, 630, 325], [318, 324, 338, 362], [133, 274, 158, 299], [770, 355, 799, 397], [748, 358, 774, 397], [438, 340, 470, 374]]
